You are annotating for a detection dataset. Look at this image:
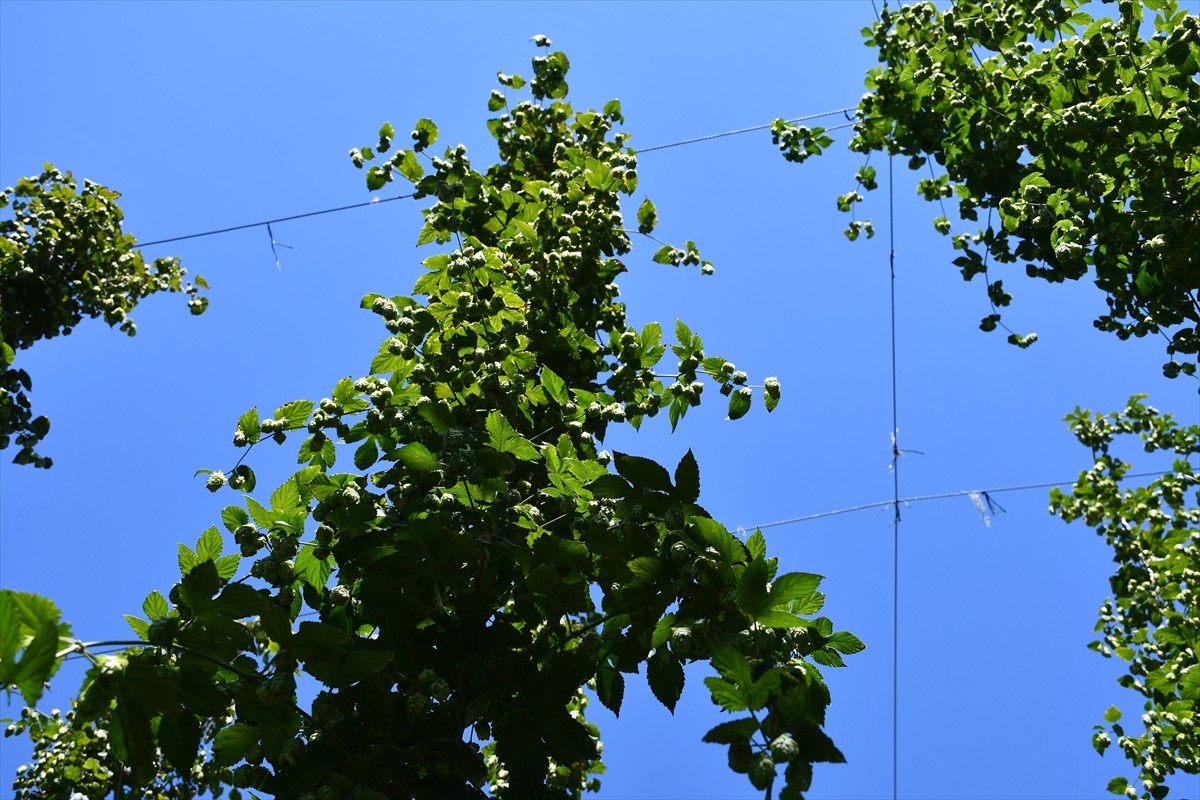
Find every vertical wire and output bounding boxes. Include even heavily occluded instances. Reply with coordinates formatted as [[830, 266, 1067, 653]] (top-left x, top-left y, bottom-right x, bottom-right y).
[[888, 146, 900, 800]]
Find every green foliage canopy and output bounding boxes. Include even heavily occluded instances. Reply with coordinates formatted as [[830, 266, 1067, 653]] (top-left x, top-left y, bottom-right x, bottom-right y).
[[2, 43, 858, 800], [0, 165, 208, 467], [778, 0, 1200, 368], [1051, 397, 1199, 799]]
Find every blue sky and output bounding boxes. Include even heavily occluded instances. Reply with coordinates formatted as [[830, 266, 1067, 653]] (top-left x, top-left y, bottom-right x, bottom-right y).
[[2, 2, 1197, 799]]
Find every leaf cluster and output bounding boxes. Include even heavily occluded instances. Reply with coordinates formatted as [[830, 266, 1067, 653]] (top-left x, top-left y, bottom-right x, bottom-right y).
[[1051, 395, 1200, 798], [0, 165, 208, 467], [814, 0, 1200, 372], [2, 43, 859, 800]]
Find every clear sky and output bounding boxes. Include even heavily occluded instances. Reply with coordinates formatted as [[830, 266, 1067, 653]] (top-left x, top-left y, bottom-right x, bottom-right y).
[[1, 2, 1197, 799]]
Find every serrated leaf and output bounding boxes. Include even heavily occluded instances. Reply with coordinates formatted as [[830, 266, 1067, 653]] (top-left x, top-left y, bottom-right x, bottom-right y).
[[647, 650, 684, 713], [727, 390, 752, 420], [709, 642, 752, 687], [757, 610, 809, 629], [177, 543, 199, 576], [745, 529, 767, 560], [791, 592, 826, 615], [236, 407, 261, 443], [274, 400, 314, 431], [221, 505, 249, 534], [651, 613, 676, 649], [702, 717, 759, 744], [270, 479, 301, 512], [142, 591, 169, 620], [652, 244, 675, 265], [596, 660, 624, 716], [486, 411, 539, 460], [214, 554, 241, 582], [768, 572, 824, 606], [673, 449, 700, 503], [212, 722, 260, 766], [690, 516, 743, 564], [124, 615, 150, 641], [826, 631, 866, 655], [613, 451, 673, 493], [232, 465, 256, 493], [811, 648, 846, 668], [354, 439, 379, 470], [703, 676, 748, 712], [295, 546, 332, 590], [636, 198, 657, 234], [196, 527, 223, 562], [675, 318, 693, 347], [736, 557, 772, 618], [541, 366, 569, 405]]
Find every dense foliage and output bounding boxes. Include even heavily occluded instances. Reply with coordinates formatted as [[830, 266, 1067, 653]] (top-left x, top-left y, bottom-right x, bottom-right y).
[[777, 0, 1200, 369], [772, 1, 1200, 795], [0, 165, 208, 467], [1051, 397, 1199, 799], [1, 42, 861, 800]]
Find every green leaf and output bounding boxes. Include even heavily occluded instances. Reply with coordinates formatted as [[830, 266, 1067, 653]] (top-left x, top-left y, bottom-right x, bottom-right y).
[[651, 613, 676, 649], [745, 529, 767, 561], [826, 631, 866, 655], [613, 451, 673, 493], [177, 543, 199, 576], [412, 118, 439, 151], [396, 442, 440, 472], [736, 557, 772, 618], [221, 505, 249, 534], [124, 615, 150, 641], [689, 517, 743, 564], [1103, 705, 1122, 723], [709, 642, 752, 687], [652, 244, 675, 265], [703, 676, 748, 712], [196, 527, 223, 562], [636, 198, 657, 234], [702, 717, 759, 744], [486, 411, 539, 460], [368, 165, 392, 191], [179, 561, 220, 613], [727, 389, 752, 420], [142, 591, 169, 620], [210, 584, 267, 618], [295, 546, 332, 590], [541, 366, 569, 405], [756, 610, 809, 629], [212, 722, 260, 766], [1106, 777, 1129, 795], [274, 400, 314, 430], [354, 439, 379, 470], [646, 650, 684, 713], [5, 618, 60, 705], [673, 449, 700, 503], [768, 572, 824, 606], [215, 554, 240, 582], [790, 592, 826, 615], [236, 407, 261, 444], [596, 660, 625, 716], [811, 649, 846, 668]]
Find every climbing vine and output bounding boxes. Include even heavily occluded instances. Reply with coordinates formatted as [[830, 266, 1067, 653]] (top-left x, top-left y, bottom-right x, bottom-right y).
[[2, 40, 859, 800], [0, 165, 208, 467]]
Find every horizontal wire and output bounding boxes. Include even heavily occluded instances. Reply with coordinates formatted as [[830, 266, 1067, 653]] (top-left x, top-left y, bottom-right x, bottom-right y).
[[639, 107, 857, 153], [132, 108, 860, 249], [136, 192, 416, 248], [736, 470, 1174, 532]]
